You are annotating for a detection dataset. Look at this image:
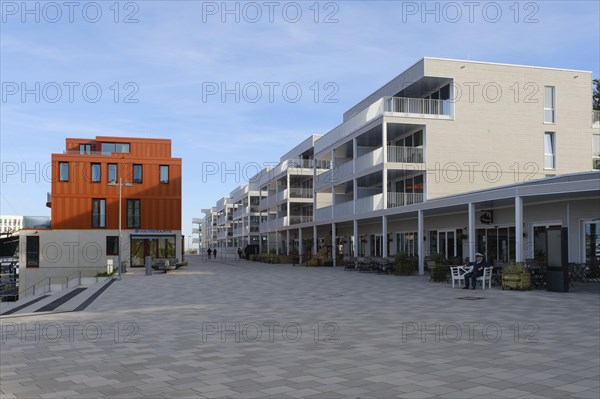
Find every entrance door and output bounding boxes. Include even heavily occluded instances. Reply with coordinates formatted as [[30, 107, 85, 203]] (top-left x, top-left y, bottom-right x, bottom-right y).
[[370, 235, 382, 257], [437, 230, 456, 260]]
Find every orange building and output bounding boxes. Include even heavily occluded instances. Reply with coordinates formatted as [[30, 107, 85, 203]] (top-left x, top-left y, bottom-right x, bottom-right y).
[[45, 136, 182, 267]]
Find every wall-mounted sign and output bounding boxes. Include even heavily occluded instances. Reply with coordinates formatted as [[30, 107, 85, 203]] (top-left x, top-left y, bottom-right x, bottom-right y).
[[134, 229, 174, 234], [480, 210, 494, 225]]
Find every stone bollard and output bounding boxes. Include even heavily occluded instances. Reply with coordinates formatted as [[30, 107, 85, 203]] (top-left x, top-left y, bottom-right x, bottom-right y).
[[145, 256, 152, 276]]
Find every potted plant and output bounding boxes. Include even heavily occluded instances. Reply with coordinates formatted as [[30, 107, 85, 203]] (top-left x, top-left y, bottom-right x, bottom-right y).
[[430, 253, 450, 282], [502, 262, 531, 290], [394, 252, 415, 276]]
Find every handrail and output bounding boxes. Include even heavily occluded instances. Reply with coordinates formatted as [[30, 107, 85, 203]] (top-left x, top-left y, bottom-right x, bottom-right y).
[[19, 276, 52, 298], [64, 271, 82, 289]]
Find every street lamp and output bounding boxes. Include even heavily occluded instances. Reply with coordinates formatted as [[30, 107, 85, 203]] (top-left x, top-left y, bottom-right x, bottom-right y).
[[108, 177, 133, 280]]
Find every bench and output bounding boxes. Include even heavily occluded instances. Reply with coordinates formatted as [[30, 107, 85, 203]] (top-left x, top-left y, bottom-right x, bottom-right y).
[[152, 258, 185, 273]]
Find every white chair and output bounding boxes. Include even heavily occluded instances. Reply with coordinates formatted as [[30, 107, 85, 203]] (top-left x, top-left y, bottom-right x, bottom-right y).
[[476, 267, 493, 290], [450, 266, 467, 288]]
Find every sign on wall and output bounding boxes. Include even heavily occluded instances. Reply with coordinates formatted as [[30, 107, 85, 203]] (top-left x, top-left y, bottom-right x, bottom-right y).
[[480, 210, 494, 224]]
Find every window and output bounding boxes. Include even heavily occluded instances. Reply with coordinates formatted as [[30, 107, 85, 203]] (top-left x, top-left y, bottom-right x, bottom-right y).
[[59, 162, 69, 181], [160, 165, 169, 184], [91, 163, 101, 182], [593, 135, 600, 170], [116, 143, 130, 153], [92, 199, 106, 228], [108, 164, 118, 183], [544, 86, 555, 123], [127, 199, 141, 228], [101, 142, 130, 154], [544, 132, 556, 169], [133, 164, 143, 183], [79, 144, 93, 154], [26, 236, 40, 267], [107, 236, 119, 256]]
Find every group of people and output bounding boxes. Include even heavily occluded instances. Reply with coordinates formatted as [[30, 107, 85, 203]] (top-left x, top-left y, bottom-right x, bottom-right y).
[[206, 247, 246, 260], [206, 248, 217, 259]]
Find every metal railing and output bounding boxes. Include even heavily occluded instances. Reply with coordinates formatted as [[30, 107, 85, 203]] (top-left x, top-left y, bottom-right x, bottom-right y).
[[387, 192, 424, 208], [384, 97, 452, 117], [387, 146, 424, 163], [593, 110, 600, 127], [288, 215, 313, 225]]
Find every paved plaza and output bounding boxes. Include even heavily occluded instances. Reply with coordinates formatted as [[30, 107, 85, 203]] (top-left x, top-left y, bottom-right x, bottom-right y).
[[1, 256, 599, 399]]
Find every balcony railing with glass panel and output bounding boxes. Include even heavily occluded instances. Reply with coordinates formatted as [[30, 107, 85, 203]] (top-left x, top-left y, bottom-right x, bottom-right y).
[[593, 110, 600, 128], [289, 187, 313, 199], [288, 215, 313, 225]]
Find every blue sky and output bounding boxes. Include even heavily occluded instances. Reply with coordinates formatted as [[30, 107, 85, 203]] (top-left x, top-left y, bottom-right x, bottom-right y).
[[1, 0, 599, 245]]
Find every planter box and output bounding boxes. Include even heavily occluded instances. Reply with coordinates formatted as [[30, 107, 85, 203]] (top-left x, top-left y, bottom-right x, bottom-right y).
[[502, 272, 531, 290]]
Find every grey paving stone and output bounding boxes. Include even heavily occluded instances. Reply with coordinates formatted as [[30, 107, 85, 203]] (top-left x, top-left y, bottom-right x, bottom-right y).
[[1, 257, 598, 399]]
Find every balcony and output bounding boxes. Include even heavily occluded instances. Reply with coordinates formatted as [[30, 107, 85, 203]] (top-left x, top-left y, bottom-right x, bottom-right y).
[[333, 200, 354, 218], [355, 148, 383, 174], [593, 110, 600, 128], [355, 194, 383, 214], [289, 187, 313, 199], [315, 96, 451, 154], [387, 146, 424, 163], [288, 215, 313, 225], [46, 192, 51, 208], [315, 206, 332, 221], [387, 192, 424, 208], [192, 228, 200, 234], [385, 97, 452, 118], [192, 218, 202, 224]]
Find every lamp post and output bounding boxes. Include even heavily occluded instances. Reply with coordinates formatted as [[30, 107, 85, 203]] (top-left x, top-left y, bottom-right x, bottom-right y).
[[108, 178, 132, 280]]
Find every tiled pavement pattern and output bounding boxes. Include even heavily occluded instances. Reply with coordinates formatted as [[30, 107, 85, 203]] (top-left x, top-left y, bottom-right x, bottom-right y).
[[1, 256, 598, 399]]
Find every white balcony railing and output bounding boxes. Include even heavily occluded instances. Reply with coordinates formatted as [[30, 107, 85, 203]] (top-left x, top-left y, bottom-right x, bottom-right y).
[[192, 218, 202, 224], [355, 194, 383, 214], [387, 146, 424, 163], [333, 200, 354, 218], [355, 148, 383, 174], [276, 189, 287, 203], [593, 110, 600, 128], [385, 97, 452, 117], [387, 192, 424, 208]]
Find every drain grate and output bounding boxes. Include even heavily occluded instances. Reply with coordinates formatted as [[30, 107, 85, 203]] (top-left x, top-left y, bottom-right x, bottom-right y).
[[456, 296, 485, 300]]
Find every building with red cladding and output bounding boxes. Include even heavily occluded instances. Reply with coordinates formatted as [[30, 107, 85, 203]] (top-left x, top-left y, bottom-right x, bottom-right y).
[[19, 136, 182, 294]]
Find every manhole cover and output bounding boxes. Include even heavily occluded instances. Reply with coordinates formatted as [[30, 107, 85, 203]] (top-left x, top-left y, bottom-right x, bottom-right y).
[[456, 297, 485, 300]]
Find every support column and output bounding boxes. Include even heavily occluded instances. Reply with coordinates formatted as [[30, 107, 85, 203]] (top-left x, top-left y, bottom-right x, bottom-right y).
[[313, 225, 318, 255], [468, 202, 476, 263], [382, 215, 388, 258], [515, 196, 524, 262], [353, 219, 359, 258], [382, 122, 388, 209], [418, 210, 424, 275], [298, 228, 303, 263], [286, 230, 290, 256], [332, 223, 337, 267]]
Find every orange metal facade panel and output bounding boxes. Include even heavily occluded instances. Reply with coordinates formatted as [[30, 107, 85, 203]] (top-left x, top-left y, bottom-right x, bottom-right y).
[[51, 136, 181, 230]]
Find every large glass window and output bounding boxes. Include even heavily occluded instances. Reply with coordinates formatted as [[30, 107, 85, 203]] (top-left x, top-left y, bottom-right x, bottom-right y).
[[91, 163, 101, 182], [108, 164, 118, 183], [101, 142, 130, 154], [127, 199, 141, 228], [92, 199, 106, 228], [396, 232, 417, 257], [106, 236, 119, 256], [160, 165, 169, 184], [26, 236, 40, 267], [584, 222, 600, 264], [59, 162, 69, 181], [133, 164, 143, 183], [544, 132, 556, 169], [544, 86, 555, 123]]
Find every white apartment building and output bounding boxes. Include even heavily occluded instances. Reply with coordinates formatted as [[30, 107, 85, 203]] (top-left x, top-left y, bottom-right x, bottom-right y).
[[196, 58, 600, 271], [0, 216, 23, 235]]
